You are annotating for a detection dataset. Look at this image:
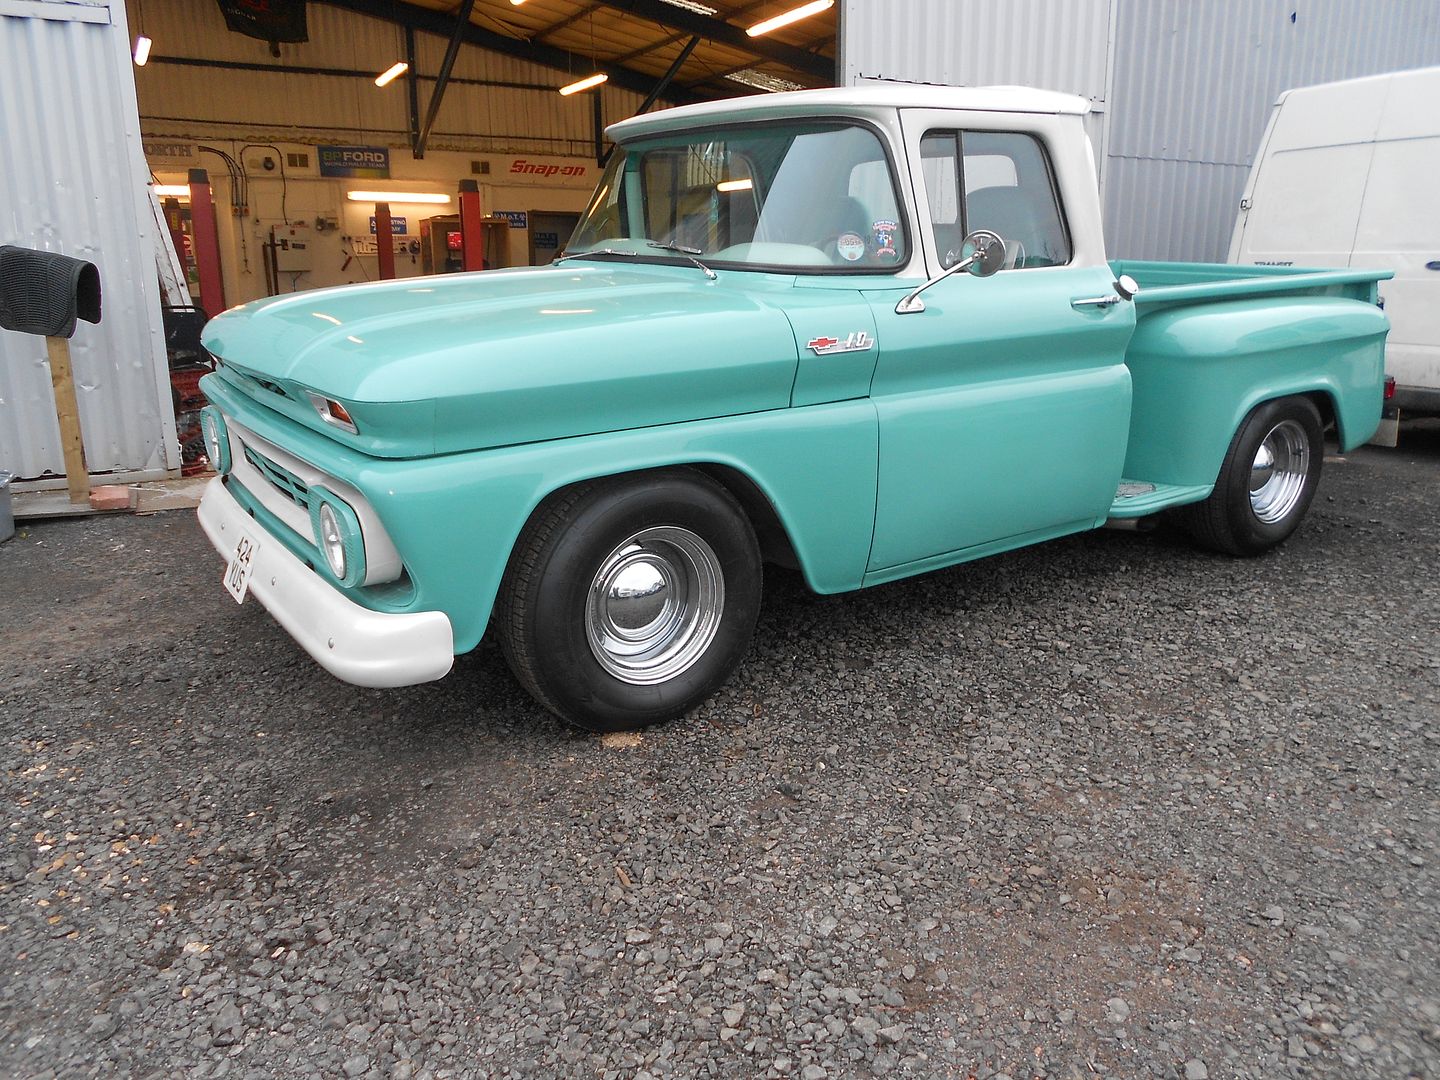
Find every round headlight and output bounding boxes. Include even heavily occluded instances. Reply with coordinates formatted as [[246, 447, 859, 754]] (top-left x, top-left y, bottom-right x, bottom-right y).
[[309, 491, 366, 587], [199, 406, 230, 474], [317, 502, 346, 579]]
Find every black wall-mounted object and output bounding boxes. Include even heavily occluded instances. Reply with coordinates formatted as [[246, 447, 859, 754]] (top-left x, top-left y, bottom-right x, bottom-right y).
[[0, 245, 102, 339], [215, 0, 308, 45]]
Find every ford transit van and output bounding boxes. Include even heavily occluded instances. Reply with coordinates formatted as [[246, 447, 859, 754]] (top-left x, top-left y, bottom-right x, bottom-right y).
[[1230, 66, 1440, 434]]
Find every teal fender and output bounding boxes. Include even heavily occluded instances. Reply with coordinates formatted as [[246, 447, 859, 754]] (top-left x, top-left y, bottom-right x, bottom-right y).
[[204, 375, 877, 654], [1122, 295, 1389, 486]]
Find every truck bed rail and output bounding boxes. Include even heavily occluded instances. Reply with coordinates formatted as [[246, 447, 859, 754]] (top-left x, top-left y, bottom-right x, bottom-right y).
[[1112, 260, 1391, 309]]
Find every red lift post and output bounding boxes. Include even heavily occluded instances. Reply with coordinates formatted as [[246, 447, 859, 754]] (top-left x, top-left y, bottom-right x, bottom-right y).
[[187, 169, 226, 315], [375, 201, 396, 280], [458, 179, 485, 271]]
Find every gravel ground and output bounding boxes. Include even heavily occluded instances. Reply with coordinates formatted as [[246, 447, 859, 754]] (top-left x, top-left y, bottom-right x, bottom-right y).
[[1, 430, 1437, 1080]]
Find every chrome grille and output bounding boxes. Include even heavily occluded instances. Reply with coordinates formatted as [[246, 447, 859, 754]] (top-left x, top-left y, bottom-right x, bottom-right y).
[[243, 445, 310, 508]]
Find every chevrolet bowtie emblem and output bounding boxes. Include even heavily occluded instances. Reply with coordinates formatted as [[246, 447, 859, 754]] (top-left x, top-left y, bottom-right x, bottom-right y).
[[806, 330, 874, 356]]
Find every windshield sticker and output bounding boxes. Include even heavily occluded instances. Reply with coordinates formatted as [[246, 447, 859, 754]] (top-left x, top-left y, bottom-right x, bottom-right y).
[[836, 233, 866, 262], [807, 331, 874, 356], [871, 220, 898, 259]]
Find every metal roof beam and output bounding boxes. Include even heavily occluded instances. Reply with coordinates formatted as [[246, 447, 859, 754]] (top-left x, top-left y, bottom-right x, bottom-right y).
[[415, 0, 476, 158], [609, 0, 770, 65], [636, 35, 699, 115], [590, 0, 832, 80], [532, 2, 605, 40], [314, 0, 703, 103]]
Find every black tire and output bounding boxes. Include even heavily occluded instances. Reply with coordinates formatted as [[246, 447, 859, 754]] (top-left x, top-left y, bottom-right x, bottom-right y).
[[496, 470, 762, 732], [1176, 396, 1324, 556]]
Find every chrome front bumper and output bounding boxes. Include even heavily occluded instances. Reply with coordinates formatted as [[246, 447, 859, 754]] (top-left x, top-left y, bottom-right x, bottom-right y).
[[197, 476, 454, 688]]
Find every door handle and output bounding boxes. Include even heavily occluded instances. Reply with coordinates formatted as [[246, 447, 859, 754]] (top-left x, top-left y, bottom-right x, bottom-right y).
[[1072, 294, 1121, 309]]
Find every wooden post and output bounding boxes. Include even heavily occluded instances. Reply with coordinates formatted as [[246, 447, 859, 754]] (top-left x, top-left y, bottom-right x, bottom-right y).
[[45, 335, 90, 504], [0, 245, 101, 506]]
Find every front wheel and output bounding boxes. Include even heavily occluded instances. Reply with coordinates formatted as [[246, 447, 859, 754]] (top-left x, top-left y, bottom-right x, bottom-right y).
[[496, 470, 762, 732], [1176, 396, 1324, 556]]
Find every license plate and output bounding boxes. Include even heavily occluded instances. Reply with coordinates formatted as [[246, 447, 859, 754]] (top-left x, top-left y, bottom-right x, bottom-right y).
[[224, 532, 260, 603]]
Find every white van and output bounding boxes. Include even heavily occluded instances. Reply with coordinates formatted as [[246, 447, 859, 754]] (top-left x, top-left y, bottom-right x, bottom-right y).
[[1230, 66, 1440, 434]]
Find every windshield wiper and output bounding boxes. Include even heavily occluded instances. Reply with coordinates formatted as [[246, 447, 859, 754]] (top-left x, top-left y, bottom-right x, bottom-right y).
[[646, 241, 717, 281], [554, 248, 639, 264]]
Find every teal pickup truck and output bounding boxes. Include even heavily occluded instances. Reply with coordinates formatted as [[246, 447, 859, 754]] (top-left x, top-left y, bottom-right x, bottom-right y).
[[197, 86, 1390, 731]]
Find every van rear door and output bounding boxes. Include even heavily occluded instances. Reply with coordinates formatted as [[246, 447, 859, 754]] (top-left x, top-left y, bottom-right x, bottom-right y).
[[1350, 68, 1440, 401], [1230, 76, 1388, 268]]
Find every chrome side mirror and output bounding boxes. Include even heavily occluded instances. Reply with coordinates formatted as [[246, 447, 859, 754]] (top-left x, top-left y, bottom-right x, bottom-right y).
[[1115, 273, 1139, 301], [896, 229, 1005, 314]]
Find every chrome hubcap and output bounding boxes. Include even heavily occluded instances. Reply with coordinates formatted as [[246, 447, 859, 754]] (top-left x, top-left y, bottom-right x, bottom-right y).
[[1249, 419, 1311, 523], [585, 526, 724, 685]]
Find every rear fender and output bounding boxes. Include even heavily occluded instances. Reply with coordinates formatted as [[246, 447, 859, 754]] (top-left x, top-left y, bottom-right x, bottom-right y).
[[1122, 296, 1388, 485]]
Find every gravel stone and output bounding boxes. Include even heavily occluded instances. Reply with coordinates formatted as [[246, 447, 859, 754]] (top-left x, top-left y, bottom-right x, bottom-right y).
[[1, 435, 1437, 1079]]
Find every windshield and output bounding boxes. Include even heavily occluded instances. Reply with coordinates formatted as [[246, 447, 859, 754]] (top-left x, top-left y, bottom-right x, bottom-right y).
[[565, 119, 910, 272]]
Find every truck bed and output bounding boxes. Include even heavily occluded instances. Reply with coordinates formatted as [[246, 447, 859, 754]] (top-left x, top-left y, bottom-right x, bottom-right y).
[[1104, 260, 1391, 518]]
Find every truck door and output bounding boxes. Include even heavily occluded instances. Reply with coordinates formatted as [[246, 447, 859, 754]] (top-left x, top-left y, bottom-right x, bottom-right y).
[[865, 115, 1136, 577]]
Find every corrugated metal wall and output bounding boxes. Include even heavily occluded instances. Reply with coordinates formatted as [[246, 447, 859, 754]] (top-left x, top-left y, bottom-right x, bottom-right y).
[[130, 0, 650, 157], [1106, 1, 1440, 261], [0, 0, 177, 484], [841, 0, 1440, 262], [840, 0, 1113, 160]]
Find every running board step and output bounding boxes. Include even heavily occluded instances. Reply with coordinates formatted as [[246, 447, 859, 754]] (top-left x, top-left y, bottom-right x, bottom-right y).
[[1107, 480, 1213, 519]]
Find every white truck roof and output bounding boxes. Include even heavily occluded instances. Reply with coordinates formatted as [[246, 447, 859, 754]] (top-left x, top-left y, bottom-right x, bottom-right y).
[[608, 83, 1091, 141]]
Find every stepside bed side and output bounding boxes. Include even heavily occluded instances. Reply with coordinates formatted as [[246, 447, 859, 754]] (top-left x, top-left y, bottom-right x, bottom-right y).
[[1118, 288, 1389, 488]]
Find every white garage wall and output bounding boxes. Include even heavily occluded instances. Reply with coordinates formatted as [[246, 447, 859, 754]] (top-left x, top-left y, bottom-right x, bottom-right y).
[[0, 0, 178, 484], [125, 0, 657, 303], [128, 0, 650, 158]]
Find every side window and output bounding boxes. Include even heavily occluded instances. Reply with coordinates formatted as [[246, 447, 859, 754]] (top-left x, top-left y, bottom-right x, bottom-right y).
[[918, 129, 1071, 269], [962, 131, 1070, 269]]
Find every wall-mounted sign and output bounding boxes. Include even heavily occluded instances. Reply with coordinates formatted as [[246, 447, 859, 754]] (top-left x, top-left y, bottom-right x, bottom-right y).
[[493, 211, 528, 229], [319, 145, 390, 179], [533, 232, 559, 249], [369, 216, 408, 235], [505, 158, 590, 182], [143, 141, 195, 162]]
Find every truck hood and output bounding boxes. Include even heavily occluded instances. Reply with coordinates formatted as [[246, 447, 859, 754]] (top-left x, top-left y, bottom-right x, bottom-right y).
[[201, 264, 800, 456]]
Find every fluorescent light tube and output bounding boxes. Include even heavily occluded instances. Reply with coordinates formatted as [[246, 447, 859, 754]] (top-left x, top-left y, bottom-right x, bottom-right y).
[[346, 191, 452, 204], [559, 72, 609, 96], [375, 61, 408, 87], [747, 0, 833, 37]]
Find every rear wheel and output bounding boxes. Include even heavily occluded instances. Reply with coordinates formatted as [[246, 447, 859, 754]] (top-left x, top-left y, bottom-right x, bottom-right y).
[[1176, 396, 1324, 556], [497, 470, 762, 732]]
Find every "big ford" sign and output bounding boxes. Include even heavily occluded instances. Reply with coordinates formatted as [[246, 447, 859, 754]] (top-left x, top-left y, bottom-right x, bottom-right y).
[[318, 146, 391, 179]]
